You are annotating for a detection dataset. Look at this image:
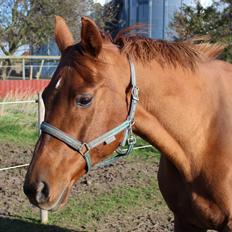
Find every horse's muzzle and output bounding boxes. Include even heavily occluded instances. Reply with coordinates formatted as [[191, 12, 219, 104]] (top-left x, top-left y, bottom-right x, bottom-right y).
[[23, 181, 49, 206]]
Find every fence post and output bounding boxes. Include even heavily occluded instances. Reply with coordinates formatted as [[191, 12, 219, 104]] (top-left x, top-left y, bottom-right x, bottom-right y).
[[38, 92, 45, 131], [37, 92, 48, 224], [36, 60, 45, 80], [22, 58, 25, 80], [29, 65, 33, 80]]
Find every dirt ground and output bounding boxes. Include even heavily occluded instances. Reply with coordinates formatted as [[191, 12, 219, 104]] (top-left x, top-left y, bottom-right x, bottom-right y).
[[0, 142, 173, 232]]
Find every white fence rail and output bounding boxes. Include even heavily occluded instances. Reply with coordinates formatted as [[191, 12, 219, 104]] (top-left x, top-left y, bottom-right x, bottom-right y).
[[0, 55, 60, 80], [0, 100, 36, 105]]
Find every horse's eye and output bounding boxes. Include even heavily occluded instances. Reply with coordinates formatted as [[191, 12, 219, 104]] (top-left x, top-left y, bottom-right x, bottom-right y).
[[76, 95, 93, 108]]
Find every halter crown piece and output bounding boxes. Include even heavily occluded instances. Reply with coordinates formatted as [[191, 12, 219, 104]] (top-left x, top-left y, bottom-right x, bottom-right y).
[[40, 58, 139, 173]]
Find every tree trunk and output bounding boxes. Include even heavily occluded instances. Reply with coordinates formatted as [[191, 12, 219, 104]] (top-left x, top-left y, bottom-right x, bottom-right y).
[[0, 59, 12, 80]]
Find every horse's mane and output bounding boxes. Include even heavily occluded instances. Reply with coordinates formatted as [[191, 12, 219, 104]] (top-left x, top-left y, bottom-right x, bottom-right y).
[[194, 43, 225, 59], [108, 30, 226, 70]]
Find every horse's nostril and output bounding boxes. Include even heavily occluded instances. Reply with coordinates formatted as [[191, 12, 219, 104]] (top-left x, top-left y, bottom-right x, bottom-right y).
[[23, 182, 35, 197], [36, 181, 49, 204]]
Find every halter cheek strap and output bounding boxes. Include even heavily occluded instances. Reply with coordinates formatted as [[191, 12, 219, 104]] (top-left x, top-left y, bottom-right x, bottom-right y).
[[40, 58, 139, 173]]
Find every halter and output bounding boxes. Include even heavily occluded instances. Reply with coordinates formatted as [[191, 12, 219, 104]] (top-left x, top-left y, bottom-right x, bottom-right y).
[[40, 59, 139, 173]]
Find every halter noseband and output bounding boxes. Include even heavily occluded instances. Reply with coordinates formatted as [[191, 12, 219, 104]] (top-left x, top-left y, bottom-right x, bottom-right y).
[[40, 59, 139, 173]]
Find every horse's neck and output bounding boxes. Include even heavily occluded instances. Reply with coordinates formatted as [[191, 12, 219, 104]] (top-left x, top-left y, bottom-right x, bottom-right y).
[[134, 61, 207, 181]]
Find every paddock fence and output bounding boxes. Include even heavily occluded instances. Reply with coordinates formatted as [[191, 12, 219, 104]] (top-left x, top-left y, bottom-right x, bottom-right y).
[[0, 55, 60, 80]]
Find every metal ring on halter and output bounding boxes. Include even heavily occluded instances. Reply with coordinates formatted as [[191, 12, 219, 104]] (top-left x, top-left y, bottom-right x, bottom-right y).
[[128, 135, 137, 145], [79, 143, 91, 156], [132, 86, 139, 101]]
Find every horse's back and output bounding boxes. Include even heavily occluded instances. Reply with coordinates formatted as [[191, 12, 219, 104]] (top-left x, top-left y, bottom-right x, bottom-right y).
[[204, 60, 232, 90]]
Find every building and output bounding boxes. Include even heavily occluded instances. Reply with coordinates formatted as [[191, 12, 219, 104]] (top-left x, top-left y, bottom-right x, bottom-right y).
[[122, 0, 187, 39], [101, 0, 202, 40]]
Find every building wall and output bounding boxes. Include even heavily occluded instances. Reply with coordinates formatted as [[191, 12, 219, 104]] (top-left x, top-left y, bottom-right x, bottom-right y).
[[124, 0, 184, 39], [151, 0, 165, 38]]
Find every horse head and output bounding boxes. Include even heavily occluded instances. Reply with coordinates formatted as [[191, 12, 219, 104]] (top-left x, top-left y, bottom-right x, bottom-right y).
[[24, 16, 133, 211]]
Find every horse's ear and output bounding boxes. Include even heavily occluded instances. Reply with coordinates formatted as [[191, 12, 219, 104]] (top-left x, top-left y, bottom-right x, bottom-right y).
[[55, 16, 74, 53], [81, 17, 102, 57]]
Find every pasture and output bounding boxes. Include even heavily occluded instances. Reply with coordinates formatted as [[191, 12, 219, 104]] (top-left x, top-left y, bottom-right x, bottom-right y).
[[0, 99, 174, 231]]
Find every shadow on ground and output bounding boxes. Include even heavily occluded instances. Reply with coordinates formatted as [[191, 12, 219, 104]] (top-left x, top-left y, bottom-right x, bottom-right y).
[[0, 216, 81, 232]]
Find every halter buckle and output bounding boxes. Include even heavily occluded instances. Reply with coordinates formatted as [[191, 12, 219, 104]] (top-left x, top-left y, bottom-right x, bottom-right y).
[[132, 86, 139, 101], [127, 134, 136, 145], [79, 143, 90, 157]]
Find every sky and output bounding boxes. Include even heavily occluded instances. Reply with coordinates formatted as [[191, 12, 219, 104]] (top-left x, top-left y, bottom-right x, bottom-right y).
[[199, 0, 213, 7], [94, 0, 107, 5]]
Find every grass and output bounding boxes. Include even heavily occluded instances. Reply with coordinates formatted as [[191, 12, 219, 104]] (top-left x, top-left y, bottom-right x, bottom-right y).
[[0, 94, 38, 145], [0, 112, 38, 144], [50, 184, 159, 227]]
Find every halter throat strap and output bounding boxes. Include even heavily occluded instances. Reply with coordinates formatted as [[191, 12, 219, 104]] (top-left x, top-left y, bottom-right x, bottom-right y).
[[40, 59, 138, 173]]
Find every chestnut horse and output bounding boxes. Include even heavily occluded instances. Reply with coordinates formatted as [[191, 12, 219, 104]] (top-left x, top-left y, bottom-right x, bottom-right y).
[[24, 16, 232, 232]]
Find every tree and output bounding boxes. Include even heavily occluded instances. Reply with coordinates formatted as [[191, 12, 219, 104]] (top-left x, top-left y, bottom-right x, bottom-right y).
[[0, 0, 94, 56], [0, 0, 94, 79], [91, 0, 124, 39], [170, 0, 232, 62]]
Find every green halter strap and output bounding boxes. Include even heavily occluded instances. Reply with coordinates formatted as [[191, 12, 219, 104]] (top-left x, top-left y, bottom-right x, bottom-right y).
[[40, 58, 139, 173]]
